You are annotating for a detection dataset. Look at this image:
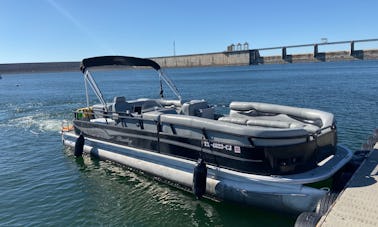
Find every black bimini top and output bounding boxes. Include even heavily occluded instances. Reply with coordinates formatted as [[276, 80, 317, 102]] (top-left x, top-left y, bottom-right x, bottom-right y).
[[80, 56, 161, 73]]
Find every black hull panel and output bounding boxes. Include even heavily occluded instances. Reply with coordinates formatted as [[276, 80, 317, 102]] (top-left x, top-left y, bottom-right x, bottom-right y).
[[73, 120, 336, 175]]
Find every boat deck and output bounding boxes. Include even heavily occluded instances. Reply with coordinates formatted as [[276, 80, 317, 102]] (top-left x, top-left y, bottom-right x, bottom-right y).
[[319, 143, 378, 226]]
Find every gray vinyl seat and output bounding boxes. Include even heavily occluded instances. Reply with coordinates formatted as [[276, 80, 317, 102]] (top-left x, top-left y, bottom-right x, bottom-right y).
[[111, 96, 132, 126], [112, 96, 132, 125], [112, 96, 130, 113], [181, 100, 214, 119]]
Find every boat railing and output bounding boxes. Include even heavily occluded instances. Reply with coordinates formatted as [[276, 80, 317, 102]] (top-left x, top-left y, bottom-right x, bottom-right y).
[[74, 109, 160, 125], [73, 108, 335, 143]]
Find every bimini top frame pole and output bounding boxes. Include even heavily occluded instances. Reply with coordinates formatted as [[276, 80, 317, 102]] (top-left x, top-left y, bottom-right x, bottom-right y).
[[158, 69, 182, 100], [83, 70, 108, 110], [80, 56, 182, 101]]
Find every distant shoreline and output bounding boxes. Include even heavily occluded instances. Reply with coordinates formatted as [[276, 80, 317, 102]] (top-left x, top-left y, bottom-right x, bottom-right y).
[[0, 61, 80, 74], [1, 49, 378, 74]]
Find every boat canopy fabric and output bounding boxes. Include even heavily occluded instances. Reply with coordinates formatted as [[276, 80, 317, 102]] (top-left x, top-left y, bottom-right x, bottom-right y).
[[80, 56, 161, 72]]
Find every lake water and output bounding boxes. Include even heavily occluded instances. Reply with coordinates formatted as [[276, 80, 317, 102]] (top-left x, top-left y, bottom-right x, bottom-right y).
[[1, 60, 377, 226]]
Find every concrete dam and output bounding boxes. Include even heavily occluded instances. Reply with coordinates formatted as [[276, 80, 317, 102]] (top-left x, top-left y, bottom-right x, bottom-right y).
[[1, 39, 378, 74], [152, 39, 378, 68], [151, 49, 378, 68]]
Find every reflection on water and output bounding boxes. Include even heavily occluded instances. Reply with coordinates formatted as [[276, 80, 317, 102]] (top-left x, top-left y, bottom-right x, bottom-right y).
[[65, 149, 294, 226]]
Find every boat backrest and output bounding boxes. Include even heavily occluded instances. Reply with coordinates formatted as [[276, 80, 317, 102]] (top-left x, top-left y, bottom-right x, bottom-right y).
[[181, 100, 214, 119], [112, 96, 131, 114], [229, 101, 334, 128], [218, 116, 320, 133], [121, 98, 161, 114]]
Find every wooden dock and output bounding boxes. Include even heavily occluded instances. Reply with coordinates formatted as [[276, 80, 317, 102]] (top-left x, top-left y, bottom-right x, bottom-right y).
[[319, 143, 378, 226]]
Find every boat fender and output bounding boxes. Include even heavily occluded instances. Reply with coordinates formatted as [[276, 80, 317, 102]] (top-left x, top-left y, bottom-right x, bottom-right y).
[[316, 192, 338, 215], [74, 134, 85, 157], [192, 158, 207, 199], [294, 212, 322, 227]]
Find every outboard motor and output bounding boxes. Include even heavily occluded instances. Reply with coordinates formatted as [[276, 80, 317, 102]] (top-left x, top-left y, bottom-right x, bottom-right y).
[[74, 134, 85, 157], [192, 158, 207, 199]]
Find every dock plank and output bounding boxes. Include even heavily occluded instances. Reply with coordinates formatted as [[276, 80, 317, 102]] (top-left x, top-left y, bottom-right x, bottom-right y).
[[320, 147, 378, 226]]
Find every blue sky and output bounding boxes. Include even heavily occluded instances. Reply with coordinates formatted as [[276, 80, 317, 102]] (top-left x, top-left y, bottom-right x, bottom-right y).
[[1, 0, 377, 63]]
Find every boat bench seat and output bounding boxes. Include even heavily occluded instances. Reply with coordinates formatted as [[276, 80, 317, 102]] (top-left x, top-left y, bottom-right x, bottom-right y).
[[218, 116, 320, 133], [229, 101, 334, 129], [126, 98, 162, 113], [160, 114, 308, 138], [181, 100, 214, 119]]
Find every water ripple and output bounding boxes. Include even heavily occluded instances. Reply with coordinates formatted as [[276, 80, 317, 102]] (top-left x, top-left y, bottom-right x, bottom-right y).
[[2, 62, 378, 226]]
